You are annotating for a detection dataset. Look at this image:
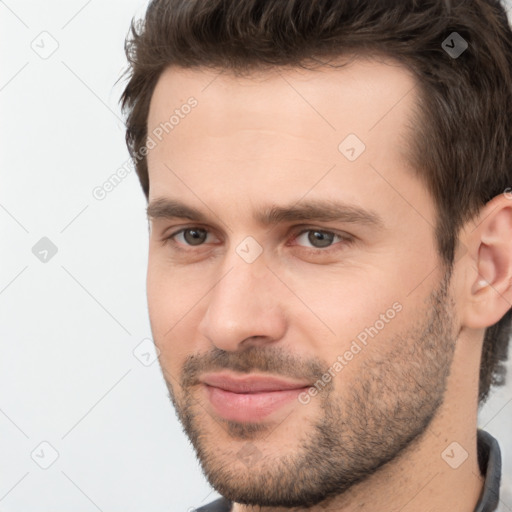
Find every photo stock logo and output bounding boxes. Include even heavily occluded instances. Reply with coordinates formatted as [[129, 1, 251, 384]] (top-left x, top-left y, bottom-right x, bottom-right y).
[[93, 97, 198, 201], [30, 31, 59, 60], [32, 237, 58, 263], [298, 301, 403, 405], [441, 32, 468, 59], [31, 441, 59, 469], [236, 236, 263, 264], [92, 159, 134, 201], [236, 442, 263, 468], [441, 441, 468, 469], [338, 133, 366, 162], [133, 337, 160, 367]]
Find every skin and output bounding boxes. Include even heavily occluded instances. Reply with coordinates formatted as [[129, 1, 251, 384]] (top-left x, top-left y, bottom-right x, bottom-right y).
[[144, 56, 512, 511]]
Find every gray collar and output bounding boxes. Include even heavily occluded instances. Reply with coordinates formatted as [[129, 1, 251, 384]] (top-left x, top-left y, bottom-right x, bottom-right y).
[[474, 429, 502, 512]]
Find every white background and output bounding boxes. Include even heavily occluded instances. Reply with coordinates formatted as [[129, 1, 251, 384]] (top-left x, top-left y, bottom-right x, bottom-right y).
[[0, 1, 511, 510]]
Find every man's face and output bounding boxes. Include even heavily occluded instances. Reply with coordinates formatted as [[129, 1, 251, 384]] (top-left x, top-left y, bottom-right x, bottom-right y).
[[145, 57, 459, 507]]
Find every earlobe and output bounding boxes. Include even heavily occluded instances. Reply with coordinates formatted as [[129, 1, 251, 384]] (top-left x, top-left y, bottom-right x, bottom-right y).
[[462, 195, 512, 329]]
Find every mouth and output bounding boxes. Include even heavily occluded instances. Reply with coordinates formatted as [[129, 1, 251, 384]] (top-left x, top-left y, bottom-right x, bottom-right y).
[[200, 372, 312, 422]]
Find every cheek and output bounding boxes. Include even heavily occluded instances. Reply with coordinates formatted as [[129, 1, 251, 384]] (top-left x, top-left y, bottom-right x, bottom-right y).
[[283, 262, 420, 374], [147, 250, 195, 328], [146, 255, 211, 369], [146, 258, 171, 337], [286, 265, 402, 335], [147, 258, 187, 361]]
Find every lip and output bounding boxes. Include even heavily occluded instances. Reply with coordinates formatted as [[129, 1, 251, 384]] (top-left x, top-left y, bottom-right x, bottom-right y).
[[200, 372, 311, 422], [200, 372, 312, 393]]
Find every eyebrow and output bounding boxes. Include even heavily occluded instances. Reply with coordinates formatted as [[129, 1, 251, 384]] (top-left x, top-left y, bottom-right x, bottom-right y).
[[146, 198, 384, 229]]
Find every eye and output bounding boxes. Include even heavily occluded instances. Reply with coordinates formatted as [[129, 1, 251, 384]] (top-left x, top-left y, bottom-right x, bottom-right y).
[[165, 227, 215, 247], [292, 228, 351, 250], [162, 226, 353, 253]]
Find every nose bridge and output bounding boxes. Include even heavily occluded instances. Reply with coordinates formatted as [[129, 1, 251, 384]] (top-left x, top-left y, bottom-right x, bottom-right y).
[[198, 246, 287, 350]]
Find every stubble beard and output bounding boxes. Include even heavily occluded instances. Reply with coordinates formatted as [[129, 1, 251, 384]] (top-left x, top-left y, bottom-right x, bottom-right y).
[[162, 271, 457, 508]]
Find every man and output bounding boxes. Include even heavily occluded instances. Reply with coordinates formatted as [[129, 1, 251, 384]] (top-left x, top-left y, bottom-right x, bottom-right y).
[[119, 1, 512, 510]]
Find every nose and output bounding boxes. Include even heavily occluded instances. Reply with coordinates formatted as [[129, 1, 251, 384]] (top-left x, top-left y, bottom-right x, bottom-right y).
[[197, 253, 288, 352]]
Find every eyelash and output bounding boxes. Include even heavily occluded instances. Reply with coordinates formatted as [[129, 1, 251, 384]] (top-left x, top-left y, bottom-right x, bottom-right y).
[[161, 226, 354, 253]]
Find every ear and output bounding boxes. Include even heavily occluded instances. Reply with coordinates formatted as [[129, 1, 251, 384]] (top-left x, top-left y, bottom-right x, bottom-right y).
[[459, 192, 512, 329]]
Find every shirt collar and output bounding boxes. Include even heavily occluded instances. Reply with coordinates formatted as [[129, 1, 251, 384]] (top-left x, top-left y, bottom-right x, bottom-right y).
[[474, 429, 502, 512]]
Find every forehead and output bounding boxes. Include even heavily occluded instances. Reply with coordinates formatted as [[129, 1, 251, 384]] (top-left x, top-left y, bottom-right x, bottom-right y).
[[146, 56, 418, 172], [145, 57, 428, 227], [148, 55, 417, 133]]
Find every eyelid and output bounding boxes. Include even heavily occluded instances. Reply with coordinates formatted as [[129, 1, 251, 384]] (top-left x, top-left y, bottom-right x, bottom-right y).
[[162, 224, 354, 251], [289, 226, 354, 249], [163, 225, 220, 246]]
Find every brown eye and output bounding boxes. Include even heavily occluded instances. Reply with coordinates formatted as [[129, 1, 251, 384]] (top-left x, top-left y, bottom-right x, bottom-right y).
[[307, 230, 335, 248], [162, 226, 219, 250], [295, 229, 341, 249], [182, 228, 208, 245]]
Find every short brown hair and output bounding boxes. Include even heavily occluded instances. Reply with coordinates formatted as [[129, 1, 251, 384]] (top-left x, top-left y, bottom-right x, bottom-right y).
[[119, 0, 512, 404]]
